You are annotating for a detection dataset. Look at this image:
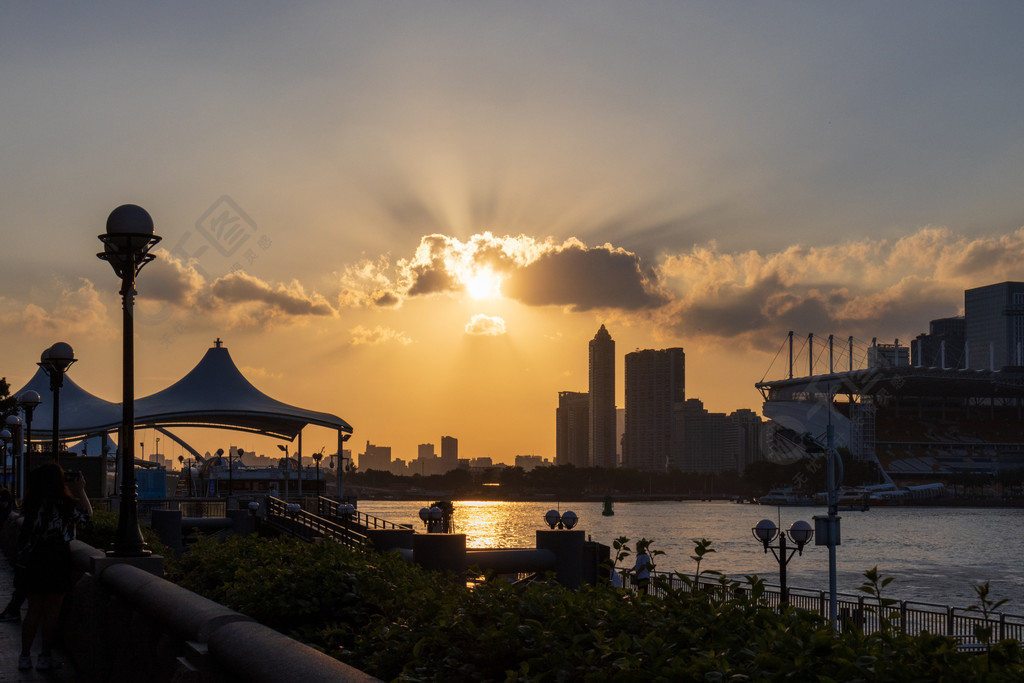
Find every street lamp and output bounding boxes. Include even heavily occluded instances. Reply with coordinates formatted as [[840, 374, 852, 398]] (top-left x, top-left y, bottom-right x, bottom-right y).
[[97, 203, 161, 557], [38, 342, 77, 461], [312, 451, 323, 497], [752, 518, 814, 606], [0, 429, 10, 490], [4, 416, 21, 490], [16, 391, 40, 500]]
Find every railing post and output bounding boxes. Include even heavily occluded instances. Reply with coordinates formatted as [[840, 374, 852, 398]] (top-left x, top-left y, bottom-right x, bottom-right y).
[[900, 600, 907, 633], [947, 606, 955, 637], [1000, 612, 1006, 641]]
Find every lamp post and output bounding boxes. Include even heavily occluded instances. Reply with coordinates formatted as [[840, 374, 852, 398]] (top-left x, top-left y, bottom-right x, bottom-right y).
[[98, 203, 161, 557], [312, 451, 323, 497], [0, 429, 10, 490], [752, 519, 814, 606], [17, 391, 40, 500], [4, 416, 21, 490], [38, 342, 77, 461]]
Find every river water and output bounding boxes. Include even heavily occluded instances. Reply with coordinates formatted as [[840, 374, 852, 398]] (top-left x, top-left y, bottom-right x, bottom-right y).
[[355, 499, 1024, 613]]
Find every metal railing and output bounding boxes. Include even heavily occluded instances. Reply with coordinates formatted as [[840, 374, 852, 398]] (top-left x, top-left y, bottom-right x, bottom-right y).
[[131, 498, 228, 522], [622, 571, 1024, 643], [265, 496, 368, 547], [315, 496, 409, 530]]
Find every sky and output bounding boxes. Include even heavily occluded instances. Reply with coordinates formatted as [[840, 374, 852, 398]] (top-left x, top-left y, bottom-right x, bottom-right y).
[[3, 2, 1024, 466]]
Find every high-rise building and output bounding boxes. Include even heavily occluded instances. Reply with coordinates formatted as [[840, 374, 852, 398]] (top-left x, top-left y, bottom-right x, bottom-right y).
[[673, 399, 729, 473], [359, 441, 392, 472], [965, 282, 1024, 369], [556, 391, 590, 467], [589, 325, 617, 467], [912, 316, 966, 369], [440, 436, 458, 469], [623, 348, 685, 472]]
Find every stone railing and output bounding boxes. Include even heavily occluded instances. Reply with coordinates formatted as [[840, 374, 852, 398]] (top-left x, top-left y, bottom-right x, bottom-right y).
[[0, 516, 378, 682]]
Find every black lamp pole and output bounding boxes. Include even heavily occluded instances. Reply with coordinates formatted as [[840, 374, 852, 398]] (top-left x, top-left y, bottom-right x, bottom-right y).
[[98, 204, 161, 557], [38, 343, 76, 462], [17, 391, 39, 499]]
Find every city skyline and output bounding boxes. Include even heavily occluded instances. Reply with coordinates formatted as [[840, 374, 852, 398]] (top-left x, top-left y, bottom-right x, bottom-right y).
[[3, 4, 1024, 465]]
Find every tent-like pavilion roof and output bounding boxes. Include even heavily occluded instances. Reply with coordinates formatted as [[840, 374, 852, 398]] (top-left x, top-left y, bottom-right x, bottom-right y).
[[16, 369, 122, 438], [134, 341, 351, 440], [14, 340, 352, 443]]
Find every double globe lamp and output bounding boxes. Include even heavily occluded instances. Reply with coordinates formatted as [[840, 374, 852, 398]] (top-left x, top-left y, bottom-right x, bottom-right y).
[[752, 518, 814, 606]]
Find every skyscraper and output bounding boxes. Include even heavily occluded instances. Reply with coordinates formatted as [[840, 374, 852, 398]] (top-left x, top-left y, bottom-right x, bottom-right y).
[[623, 347, 685, 471], [965, 282, 1024, 369], [556, 391, 590, 467], [589, 324, 617, 467], [440, 435, 458, 469]]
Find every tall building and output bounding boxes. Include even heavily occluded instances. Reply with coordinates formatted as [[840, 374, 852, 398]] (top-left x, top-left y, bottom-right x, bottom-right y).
[[359, 441, 392, 472], [673, 399, 729, 473], [623, 348, 685, 472], [440, 436, 458, 469], [589, 325, 617, 467], [965, 282, 1024, 369], [912, 316, 966, 369], [728, 408, 764, 474], [556, 391, 590, 467]]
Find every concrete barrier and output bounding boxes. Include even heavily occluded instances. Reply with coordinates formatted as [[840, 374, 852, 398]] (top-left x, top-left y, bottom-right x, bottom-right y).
[[63, 540, 379, 682]]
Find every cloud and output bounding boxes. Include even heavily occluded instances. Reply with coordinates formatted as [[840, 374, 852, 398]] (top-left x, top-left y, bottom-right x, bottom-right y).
[[132, 252, 338, 328], [655, 226, 1024, 348], [210, 272, 335, 316], [142, 249, 206, 306], [0, 279, 112, 338], [349, 325, 412, 346], [465, 314, 506, 336], [502, 240, 668, 311], [338, 231, 666, 312]]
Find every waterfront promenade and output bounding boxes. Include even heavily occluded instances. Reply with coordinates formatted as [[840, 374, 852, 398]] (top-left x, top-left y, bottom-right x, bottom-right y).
[[0, 558, 74, 682]]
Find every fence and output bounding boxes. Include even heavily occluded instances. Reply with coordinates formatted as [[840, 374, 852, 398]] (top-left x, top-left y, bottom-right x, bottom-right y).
[[265, 496, 369, 547], [625, 571, 1024, 643]]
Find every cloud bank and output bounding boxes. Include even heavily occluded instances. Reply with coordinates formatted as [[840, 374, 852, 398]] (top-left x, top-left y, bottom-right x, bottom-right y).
[[338, 225, 1024, 349], [340, 232, 667, 311]]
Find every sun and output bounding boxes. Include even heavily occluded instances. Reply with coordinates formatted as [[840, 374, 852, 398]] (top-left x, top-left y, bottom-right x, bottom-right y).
[[464, 268, 503, 300]]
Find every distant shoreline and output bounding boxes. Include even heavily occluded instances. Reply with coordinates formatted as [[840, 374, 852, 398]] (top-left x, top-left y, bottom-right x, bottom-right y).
[[348, 491, 1024, 508]]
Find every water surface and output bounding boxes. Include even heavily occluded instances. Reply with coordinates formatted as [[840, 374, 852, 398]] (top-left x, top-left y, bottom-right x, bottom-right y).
[[356, 499, 1024, 611]]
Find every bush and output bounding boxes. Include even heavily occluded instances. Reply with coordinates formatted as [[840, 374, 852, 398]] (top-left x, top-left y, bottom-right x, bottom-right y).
[[75, 509, 174, 557], [168, 535, 1024, 681]]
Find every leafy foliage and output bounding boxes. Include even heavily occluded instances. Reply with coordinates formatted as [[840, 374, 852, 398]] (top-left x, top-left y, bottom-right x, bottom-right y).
[[169, 535, 1024, 681], [74, 509, 174, 557]]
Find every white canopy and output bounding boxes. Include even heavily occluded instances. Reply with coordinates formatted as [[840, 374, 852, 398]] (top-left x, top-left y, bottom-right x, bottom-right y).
[[13, 341, 352, 444], [16, 369, 122, 437], [134, 341, 352, 440]]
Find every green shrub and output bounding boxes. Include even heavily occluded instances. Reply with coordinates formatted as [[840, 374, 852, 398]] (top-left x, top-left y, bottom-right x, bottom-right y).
[[169, 535, 1024, 681], [75, 509, 174, 558]]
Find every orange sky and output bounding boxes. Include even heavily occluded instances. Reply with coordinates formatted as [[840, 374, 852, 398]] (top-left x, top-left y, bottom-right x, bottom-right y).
[[3, 4, 1024, 465]]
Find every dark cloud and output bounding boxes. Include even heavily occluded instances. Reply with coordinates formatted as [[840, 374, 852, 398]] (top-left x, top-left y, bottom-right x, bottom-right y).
[[502, 243, 668, 311], [141, 251, 204, 306], [407, 266, 457, 296], [210, 272, 335, 316]]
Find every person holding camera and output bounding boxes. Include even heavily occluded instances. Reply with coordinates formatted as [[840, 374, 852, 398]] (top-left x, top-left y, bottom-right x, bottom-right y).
[[16, 464, 91, 671]]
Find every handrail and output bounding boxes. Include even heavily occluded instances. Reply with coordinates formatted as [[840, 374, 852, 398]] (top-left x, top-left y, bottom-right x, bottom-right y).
[[625, 571, 1024, 642], [266, 496, 369, 548], [316, 496, 407, 530]]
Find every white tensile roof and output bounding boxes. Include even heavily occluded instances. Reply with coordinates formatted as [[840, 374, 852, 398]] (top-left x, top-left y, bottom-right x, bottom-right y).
[[16, 369, 122, 436], [14, 341, 352, 442], [134, 342, 352, 440]]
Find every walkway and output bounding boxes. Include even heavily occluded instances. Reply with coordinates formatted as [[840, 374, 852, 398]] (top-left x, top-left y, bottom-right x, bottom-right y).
[[0, 559, 75, 682]]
